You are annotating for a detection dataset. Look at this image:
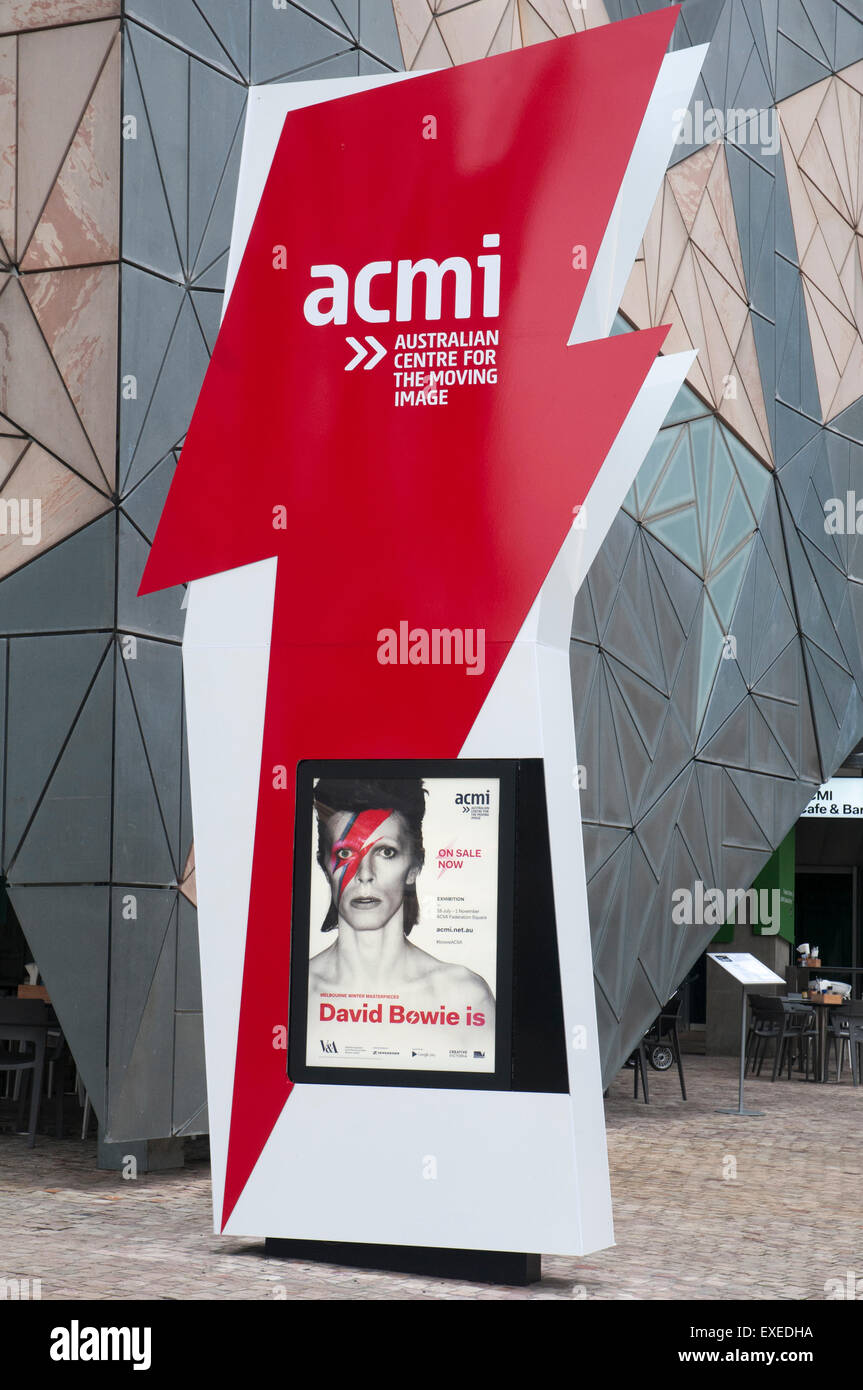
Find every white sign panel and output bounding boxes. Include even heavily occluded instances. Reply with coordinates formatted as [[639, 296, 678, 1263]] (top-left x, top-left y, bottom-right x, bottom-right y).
[[801, 779, 863, 818], [153, 25, 707, 1256], [708, 953, 785, 986]]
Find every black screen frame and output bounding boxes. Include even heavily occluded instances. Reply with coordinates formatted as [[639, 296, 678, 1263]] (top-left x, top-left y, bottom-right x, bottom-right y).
[[288, 757, 515, 1091]]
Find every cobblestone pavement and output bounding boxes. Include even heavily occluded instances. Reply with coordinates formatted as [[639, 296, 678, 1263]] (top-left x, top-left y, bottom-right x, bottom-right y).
[[0, 1055, 859, 1300]]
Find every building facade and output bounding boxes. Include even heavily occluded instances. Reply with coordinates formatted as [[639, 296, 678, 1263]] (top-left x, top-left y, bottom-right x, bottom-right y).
[[1, 0, 862, 1143]]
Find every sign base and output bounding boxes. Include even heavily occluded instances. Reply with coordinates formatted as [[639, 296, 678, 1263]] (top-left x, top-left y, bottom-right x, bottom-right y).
[[263, 1238, 541, 1286], [715, 1108, 765, 1117]]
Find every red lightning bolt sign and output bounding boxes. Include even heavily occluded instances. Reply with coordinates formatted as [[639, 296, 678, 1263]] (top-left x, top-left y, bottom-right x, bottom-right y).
[[141, 8, 678, 1229]]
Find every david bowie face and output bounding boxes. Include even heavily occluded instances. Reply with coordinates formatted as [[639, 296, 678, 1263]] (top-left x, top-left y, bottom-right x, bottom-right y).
[[326, 809, 418, 932]]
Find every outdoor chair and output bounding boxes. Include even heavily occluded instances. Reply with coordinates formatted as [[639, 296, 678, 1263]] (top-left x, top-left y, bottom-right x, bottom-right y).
[[0, 999, 49, 1147], [745, 993, 782, 1074], [45, 1029, 70, 1139], [642, 992, 687, 1099], [623, 1039, 650, 1103], [833, 1006, 861, 1089], [781, 1003, 818, 1081], [746, 995, 816, 1081]]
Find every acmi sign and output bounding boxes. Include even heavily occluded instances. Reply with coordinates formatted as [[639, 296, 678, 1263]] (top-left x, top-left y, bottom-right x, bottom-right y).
[[801, 779, 863, 818], [303, 234, 501, 324]]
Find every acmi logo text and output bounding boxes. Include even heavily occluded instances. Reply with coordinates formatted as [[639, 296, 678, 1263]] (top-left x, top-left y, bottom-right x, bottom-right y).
[[455, 790, 490, 805], [50, 1320, 151, 1371], [303, 234, 501, 325]]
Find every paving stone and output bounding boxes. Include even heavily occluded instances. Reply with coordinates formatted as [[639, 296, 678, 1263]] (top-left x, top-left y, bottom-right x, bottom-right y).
[[0, 1055, 858, 1300]]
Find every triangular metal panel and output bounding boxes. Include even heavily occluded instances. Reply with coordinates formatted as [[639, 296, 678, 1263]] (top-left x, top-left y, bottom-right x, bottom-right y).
[[9, 885, 109, 1115], [107, 887, 176, 1084], [104, 916, 177, 1140], [5, 634, 111, 860]]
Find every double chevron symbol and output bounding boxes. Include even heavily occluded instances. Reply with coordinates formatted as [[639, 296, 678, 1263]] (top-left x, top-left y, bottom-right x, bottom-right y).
[[344, 335, 387, 371]]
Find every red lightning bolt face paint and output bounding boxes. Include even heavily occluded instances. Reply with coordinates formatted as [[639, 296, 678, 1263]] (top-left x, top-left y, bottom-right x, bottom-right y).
[[330, 808, 393, 906]]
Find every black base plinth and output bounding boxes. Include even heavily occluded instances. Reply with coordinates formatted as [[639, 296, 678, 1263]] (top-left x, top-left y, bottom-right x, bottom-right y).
[[264, 1237, 540, 1286]]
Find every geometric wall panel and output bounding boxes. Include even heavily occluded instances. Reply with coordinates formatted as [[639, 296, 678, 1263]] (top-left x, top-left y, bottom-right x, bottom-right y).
[[0, 3, 119, 32], [102, 2, 405, 1142], [179, 843, 196, 907], [20, 31, 120, 271], [378, 0, 863, 1086], [113, 636, 185, 886], [0, 15, 120, 616], [15, 21, 119, 265], [0, 2, 406, 1147], [779, 63, 863, 421], [0, 512, 115, 634], [603, 0, 863, 106], [106, 889, 177, 1141], [622, 382, 772, 728], [250, 3, 375, 82], [6, 886, 110, 1119], [173, 1011, 207, 1137], [0, 275, 114, 497], [622, 140, 775, 464], [10, 652, 114, 883], [124, 1, 250, 81], [157, 0, 863, 1102], [0, 441, 111, 577], [557, 0, 863, 1082], [116, 513, 185, 640], [122, 450, 180, 543], [391, 0, 610, 69], [5, 633, 111, 862], [5, 0, 863, 1148], [23, 267, 119, 483]]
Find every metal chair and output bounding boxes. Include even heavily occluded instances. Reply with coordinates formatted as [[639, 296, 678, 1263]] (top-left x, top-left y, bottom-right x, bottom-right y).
[[45, 1029, 69, 1138], [746, 996, 816, 1081], [630, 1039, 650, 1104], [642, 992, 687, 1099], [745, 994, 782, 1075], [827, 1011, 852, 1081], [841, 1001, 863, 1086], [782, 1003, 818, 1080], [0, 999, 51, 1147]]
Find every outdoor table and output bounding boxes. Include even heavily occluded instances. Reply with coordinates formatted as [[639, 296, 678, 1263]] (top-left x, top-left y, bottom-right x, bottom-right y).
[[802, 998, 847, 1083]]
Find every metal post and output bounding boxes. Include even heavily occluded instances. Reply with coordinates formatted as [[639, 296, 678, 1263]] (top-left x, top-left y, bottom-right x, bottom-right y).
[[716, 986, 764, 1117]]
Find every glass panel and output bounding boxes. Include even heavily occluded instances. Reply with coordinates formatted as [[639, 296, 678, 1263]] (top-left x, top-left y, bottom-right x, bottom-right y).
[[794, 871, 853, 971]]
